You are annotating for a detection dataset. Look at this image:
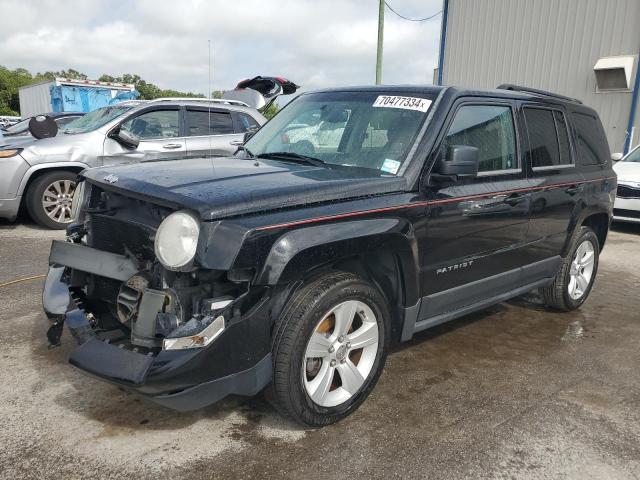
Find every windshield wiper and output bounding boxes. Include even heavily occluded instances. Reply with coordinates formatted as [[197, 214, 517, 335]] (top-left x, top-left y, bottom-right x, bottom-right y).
[[257, 151, 326, 167]]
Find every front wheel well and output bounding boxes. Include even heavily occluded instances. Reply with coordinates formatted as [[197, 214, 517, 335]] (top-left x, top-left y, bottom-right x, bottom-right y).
[[21, 166, 84, 206], [330, 252, 407, 343], [266, 251, 410, 345], [581, 212, 610, 251]]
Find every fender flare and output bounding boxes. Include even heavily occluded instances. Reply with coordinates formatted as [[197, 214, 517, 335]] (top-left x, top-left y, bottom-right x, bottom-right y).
[[561, 203, 611, 257], [18, 162, 90, 196], [255, 217, 421, 307]]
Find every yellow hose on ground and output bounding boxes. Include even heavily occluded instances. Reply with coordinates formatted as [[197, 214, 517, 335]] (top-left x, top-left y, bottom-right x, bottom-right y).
[[0, 274, 46, 288]]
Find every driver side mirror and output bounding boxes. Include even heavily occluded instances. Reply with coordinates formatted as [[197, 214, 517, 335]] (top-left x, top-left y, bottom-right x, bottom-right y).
[[112, 128, 140, 149], [611, 152, 623, 162], [432, 145, 479, 180]]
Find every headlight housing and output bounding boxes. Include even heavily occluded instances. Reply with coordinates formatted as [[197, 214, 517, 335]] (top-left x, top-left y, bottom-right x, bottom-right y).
[[162, 314, 225, 350], [0, 148, 22, 158], [154, 210, 200, 269], [70, 180, 86, 222]]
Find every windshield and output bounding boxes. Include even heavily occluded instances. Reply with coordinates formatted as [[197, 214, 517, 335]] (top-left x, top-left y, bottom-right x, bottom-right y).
[[623, 146, 640, 163], [4, 118, 30, 134], [244, 91, 434, 174], [63, 104, 135, 134]]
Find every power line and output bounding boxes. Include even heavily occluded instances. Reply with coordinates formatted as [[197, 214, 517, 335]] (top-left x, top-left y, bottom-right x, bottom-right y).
[[384, 1, 442, 22]]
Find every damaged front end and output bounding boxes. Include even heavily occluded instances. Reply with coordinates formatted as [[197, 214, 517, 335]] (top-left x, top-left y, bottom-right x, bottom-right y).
[[43, 181, 273, 411]]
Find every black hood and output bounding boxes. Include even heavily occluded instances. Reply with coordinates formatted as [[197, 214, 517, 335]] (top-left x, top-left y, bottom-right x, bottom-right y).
[[83, 157, 407, 221]]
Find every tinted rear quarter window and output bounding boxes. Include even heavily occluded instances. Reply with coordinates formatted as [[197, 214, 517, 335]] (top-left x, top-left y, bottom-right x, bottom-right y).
[[571, 111, 609, 165]]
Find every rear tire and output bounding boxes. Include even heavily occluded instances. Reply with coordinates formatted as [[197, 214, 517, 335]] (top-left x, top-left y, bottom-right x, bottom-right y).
[[25, 171, 77, 229], [266, 271, 390, 427], [541, 226, 599, 311]]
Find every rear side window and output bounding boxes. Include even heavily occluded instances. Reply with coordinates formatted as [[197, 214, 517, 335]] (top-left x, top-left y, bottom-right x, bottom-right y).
[[186, 110, 234, 136], [523, 108, 573, 168], [443, 105, 517, 173], [572, 112, 609, 165]]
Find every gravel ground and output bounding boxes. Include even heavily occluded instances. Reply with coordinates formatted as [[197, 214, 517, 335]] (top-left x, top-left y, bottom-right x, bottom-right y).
[[0, 217, 639, 480]]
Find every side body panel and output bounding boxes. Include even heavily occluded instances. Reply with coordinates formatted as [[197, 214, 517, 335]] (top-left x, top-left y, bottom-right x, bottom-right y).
[[414, 96, 533, 321], [520, 101, 586, 263]]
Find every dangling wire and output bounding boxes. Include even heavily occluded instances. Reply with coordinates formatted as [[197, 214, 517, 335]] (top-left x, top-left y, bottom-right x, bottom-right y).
[[384, 1, 442, 22]]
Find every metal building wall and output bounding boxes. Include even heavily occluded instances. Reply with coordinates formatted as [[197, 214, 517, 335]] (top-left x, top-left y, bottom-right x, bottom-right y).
[[441, 0, 640, 153]]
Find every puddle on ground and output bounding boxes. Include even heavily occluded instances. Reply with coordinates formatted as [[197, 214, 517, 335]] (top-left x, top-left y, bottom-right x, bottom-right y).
[[561, 320, 585, 342]]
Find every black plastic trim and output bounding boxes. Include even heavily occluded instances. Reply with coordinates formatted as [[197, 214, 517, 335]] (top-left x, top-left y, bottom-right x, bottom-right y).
[[49, 240, 138, 282], [413, 277, 554, 335], [147, 353, 272, 411]]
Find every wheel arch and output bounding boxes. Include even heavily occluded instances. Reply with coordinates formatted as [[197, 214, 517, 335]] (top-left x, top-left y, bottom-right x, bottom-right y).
[[581, 212, 610, 251], [254, 218, 421, 342], [562, 209, 611, 257], [19, 162, 89, 200]]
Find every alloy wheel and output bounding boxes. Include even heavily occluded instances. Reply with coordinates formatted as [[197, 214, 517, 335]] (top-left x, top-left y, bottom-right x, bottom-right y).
[[42, 179, 76, 224], [302, 300, 379, 407], [568, 239, 595, 300]]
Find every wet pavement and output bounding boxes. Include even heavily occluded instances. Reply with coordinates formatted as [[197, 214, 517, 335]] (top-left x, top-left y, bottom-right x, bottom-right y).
[[1, 218, 639, 479]]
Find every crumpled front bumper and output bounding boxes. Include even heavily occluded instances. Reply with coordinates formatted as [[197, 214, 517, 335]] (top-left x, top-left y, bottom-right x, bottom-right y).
[[68, 334, 272, 411], [43, 243, 273, 411]]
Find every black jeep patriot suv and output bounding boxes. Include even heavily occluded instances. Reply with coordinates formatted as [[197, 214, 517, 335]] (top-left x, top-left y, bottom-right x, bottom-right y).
[[43, 84, 616, 426]]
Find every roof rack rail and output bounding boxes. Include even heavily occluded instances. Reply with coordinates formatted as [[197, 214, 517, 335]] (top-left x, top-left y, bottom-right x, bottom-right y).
[[150, 97, 250, 107], [496, 84, 582, 104]]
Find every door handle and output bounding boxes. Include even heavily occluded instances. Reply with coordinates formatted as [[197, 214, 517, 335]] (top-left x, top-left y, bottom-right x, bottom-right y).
[[503, 193, 526, 206], [163, 143, 183, 149], [565, 185, 583, 195]]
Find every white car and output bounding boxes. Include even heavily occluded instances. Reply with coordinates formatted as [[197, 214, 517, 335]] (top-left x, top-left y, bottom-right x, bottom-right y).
[[612, 145, 640, 223]]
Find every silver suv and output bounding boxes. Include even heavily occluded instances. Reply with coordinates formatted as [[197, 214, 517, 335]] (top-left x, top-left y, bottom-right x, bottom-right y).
[[0, 98, 266, 228]]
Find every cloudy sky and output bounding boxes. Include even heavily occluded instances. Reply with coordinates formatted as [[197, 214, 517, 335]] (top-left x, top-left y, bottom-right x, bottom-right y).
[[0, 0, 443, 96]]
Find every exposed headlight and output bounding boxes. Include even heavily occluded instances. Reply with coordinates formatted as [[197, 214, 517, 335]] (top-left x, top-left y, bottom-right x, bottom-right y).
[[70, 180, 86, 221], [163, 315, 225, 350], [154, 210, 200, 269], [0, 148, 22, 158]]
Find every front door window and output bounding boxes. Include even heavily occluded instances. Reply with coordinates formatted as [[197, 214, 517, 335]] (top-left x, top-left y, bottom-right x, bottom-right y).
[[443, 105, 517, 173], [121, 110, 180, 139]]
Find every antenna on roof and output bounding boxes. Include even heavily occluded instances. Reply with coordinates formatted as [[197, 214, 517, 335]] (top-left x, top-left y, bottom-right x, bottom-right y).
[[208, 39, 212, 159]]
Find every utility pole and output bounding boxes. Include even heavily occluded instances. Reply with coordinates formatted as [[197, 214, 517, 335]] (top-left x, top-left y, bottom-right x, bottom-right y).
[[375, 0, 384, 85]]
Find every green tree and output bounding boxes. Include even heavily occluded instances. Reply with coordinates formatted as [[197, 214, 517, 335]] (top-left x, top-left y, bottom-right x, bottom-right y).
[[34, 69, 88, 82], [0, 66, 36, 114], [0, 65, 211, 115], [262, 102, 279, 119], [99, 73, 204, 100]]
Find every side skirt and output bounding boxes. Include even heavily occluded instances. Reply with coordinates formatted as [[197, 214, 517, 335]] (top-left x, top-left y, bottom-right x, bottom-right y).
[[412, 277, 553, 335], [401, 256, 560, 341]]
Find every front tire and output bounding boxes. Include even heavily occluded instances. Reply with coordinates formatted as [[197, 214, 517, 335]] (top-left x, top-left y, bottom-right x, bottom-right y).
[[25, 171, 77, 229], [267, 272, 391, 427], [541, 226, 600, 311]]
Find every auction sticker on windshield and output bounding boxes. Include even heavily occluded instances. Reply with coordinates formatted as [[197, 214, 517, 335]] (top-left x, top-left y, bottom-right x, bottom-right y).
[[381, 158, 401, 174], [373, 95, 432, 112]]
